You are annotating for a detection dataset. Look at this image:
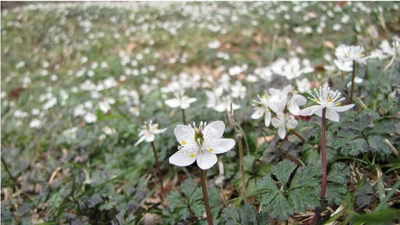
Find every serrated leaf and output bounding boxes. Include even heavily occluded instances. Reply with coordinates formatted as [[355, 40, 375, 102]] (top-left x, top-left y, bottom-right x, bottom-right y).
[[367, 135, 393, 155], [272, 160, 297, 187], [221, 204, 258, 225], [269, 194, 294, 220], [256, 176, 279, 206], [347, 111, 375, 132], [166, 190, 185, 208], [327, 163, 351, 184], [346, 138, 369, 156], [190, 201, 205, 218], [288, 187, 319, 213], [291, 165, 321, 189], [368, 117, 400, 135], [180, 178, 202, 203], [326, 183, 348, 205]]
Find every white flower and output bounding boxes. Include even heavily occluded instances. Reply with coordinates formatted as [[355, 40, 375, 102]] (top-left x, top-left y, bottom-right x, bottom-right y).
[[251, 94, 280, 127], [335, 44, 367, 64], [29, 119, 42, 129], [334, 59, 353, 72], [298, 87, 354, 122], [169, 121, 235, 170], [165, 93, 197, 109], [83, 112, 97, 124], [272, 113, 298, 139], [135, 120, 166, 146]]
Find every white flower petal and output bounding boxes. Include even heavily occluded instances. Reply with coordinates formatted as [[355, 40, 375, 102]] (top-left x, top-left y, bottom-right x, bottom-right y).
[[251, 108, 264, 119], [205, 138, 235, 154], [165, 99, 180, 108], [134, 135, 146, 146], [298, 105, 322, 116], [264, 111, 272, 127], [169, 150, 197, 167], [271, 117, 281, 128], [278, 126, 286, 139], [174, 125, 195, 145], [203, 121, 225, 141], [331, 104, 354, 112], [325, 108, 340, 122], [196, 151, 217, 170], [144, 134, 155, 143]]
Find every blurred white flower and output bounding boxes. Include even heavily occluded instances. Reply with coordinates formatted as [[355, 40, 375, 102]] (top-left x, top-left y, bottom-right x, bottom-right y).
[[335, 44, 367, 64], [295, 78, 311, 93], [135, 120, 166, 146], [29, 119, 42, 129], [83, 112, 97, 124], [251, 94, 280, 127], [169, 121, 235, 170], [165, 92, 197, 109], [334, 59, 353, 72], [271, 113, 298, 139], [214, 96, 240, 113], [230, 80, 246, 99]]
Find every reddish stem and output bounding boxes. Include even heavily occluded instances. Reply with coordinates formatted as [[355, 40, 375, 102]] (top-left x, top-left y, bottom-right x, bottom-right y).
[[320, 108, 327, 198], [200, 169, 214, 225], [151, 141, 165, 197]]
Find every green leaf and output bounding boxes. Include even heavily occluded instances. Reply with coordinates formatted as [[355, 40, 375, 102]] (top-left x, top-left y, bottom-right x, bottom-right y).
[[326, 183, 348, 205], [346, 111, 375, 132], [368, 117, 400, 135], [166, 190, 185, 208], [269, 194, 294, 220], [221, 204, 258, 225], [327, 163, 351, 184], [271, 160, 297, 187], [367, 135, 393, 155], [346, 138, 369, 156], [288, 187, 319, 213], [256, 176, 279, 205], [180, 178, 202, 203], [291, 165, 321, 189]]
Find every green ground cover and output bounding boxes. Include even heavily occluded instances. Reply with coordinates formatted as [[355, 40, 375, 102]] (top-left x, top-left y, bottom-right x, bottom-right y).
[[1, 2, 399, 224]]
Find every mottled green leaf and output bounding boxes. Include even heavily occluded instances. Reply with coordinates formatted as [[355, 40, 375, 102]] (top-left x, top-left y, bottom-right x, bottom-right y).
[[272, 160, 297, 187]]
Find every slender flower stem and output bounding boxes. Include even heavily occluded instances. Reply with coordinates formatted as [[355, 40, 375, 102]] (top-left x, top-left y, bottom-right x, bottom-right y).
[[290, 129, 305, 143], [151, 141, 165, 196], [349, 60, 356, 104], [320, 108, 327, 199], [200, 169, 213, 225], [181, 108, 187, 125]]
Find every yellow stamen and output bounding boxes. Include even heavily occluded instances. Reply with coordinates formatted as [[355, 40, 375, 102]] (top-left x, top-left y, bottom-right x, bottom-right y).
[[209, 147, 213, 152], [181, 140, 187, 145], [190, 153, 195, 158]]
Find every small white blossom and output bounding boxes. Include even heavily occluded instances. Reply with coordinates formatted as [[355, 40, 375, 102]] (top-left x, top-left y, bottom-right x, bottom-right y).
[[298, 87, 354, 122], [135, 120, 166, 146], [251, 94, 280, 127], [335, 44, 367, 64], [271, 113, 298, 139], [169, 121, 235, 170], [165, 92, 197, 109]]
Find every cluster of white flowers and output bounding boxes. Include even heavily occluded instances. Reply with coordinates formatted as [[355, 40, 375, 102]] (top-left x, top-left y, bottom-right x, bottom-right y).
[[251, 84, 306, 139]]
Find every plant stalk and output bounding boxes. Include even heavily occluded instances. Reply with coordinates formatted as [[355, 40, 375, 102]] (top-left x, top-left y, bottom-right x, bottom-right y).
[[349, 60, 356, 104], [290, 129, 305, 143], [182, 108, 187, 125], [320, 108, 327, 199], [1, 156, 20, 188], [200, 169, 213, 225], [151, 141, 165, 197]]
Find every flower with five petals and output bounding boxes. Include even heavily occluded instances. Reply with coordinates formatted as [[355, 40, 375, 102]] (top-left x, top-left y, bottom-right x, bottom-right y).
[[169, 121, 235, 170]]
